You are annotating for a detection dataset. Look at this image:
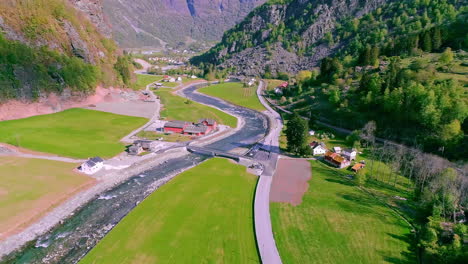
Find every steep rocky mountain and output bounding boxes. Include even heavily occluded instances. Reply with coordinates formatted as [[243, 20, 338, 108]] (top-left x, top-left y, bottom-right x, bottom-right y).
[[0, 0, 131, 101], [192, 0, 394, 75], [102, 0, 266, 49]]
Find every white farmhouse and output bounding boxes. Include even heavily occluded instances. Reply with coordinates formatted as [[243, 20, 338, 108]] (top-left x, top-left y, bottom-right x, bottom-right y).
[[333, 146, 341, 153], [342, 148, 357, 161], [79, 157, 104, 174], [310, 141, 327, 156]]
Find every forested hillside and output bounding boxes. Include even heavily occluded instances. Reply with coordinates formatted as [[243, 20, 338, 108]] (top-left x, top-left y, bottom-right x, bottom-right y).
[[0, 0, 134, 101], [277, 1, 467, 161], [194, 0, 467, 161]]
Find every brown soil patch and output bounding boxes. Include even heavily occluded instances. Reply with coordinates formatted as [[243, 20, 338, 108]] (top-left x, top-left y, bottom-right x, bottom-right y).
[[0, 86, 125, 121], [270, 158, 312, 206], [0, 177, 95, 241]]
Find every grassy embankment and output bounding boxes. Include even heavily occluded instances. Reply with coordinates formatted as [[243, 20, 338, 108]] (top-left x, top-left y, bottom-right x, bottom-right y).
[[198, 82, 266, 111], [134, 74, 163, 89], [0, 108, 148, 158], [154, 88, 237, 127], [271, 160, 416, 264], [0, 157, 93, 239], [80, 158, 260, 264]]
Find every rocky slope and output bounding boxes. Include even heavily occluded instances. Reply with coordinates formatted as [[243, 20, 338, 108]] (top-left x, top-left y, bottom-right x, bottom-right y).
[[69, 0, 112, 37], [192, 0, 393, 75], [102, 0, 266, 49], [0, 0, 130, 103]]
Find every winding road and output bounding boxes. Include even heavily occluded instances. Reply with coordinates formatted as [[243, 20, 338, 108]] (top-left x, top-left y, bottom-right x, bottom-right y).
[[1, 81, 269, 263], [254, 80, 283, 264]]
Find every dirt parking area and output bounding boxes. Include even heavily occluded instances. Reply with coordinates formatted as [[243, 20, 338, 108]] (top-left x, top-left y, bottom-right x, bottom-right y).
[[270, 158, 311, 206], [86, 100, 156, 119]]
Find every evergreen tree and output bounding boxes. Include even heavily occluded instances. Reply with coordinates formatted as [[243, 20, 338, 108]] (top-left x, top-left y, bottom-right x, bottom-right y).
[[285, 113, 309, 155], [433, 28, 442, 51], [423, 31, 432, 52]]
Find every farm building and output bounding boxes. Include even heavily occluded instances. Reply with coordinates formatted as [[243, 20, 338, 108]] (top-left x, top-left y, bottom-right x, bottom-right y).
[[164, 120, 190, 133], [310, 141, 327, 156], [198, 118, 217, 133], [324, 151, 350, 169], [183, 124, 209, 136], [351, 163, 365, 172], [332, 146, 342, 153], [342, 148, 357, 161], [129, 140, 157, 155], [78, 157, 104, 174], [128, 144, 143, 155]]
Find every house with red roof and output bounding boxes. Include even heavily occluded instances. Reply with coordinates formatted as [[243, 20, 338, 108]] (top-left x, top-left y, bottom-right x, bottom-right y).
[[324, 151, 350, 169]]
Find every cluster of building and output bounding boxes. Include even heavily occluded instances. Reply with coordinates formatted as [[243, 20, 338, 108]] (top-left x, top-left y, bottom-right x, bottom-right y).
[[147, 57, 187, 64], [163, 118, 218, 137], [128, 140, 158, 156], [155, 75, 196, 86], [310, 141, 364, 171]]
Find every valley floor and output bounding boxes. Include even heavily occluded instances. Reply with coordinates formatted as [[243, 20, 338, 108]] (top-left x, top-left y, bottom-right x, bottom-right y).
[[271, 160, 416, 264], [0, 157, 94, 241], [79, 158, 260, 264]]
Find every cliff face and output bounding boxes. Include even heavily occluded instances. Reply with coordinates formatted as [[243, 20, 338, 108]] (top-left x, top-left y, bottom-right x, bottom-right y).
[[68, 0, 112, 38], [193, 0, 393, 75], [102, 0, 266, 48]]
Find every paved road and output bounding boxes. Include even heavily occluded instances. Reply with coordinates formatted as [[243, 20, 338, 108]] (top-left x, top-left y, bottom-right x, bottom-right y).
[[0, 145, 85, 163], [254, 81, 283, 264]]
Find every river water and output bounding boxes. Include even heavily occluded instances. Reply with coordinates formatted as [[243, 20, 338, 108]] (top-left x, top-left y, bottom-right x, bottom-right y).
[[3, 83, 268, 264]]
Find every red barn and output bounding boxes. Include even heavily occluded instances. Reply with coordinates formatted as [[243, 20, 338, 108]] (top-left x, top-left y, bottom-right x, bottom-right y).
[[183, 124, 209, 136], [164, 120, 190, 133], [279, 82, 288, 88], [198, 118, 217, 133]]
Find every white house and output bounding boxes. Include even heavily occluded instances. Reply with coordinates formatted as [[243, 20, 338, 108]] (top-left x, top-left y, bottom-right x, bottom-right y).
[[342, 148, 357, 160], [176, 76, 182, 81], [274, 87, 283, 95], [333, 146, 341, 153], [310, 141, 327, 156], [309, 130, 315, 136], [79, 157, 104, 174], [191, 75, 197, 79]]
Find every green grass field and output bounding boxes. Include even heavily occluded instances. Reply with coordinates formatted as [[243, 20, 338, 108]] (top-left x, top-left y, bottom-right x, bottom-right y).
[[0, 157, 93, 239], [135, 74, 163, 90], [199, 82, 266, 111], [155, 88, 237, 127], [80, 158, 260, 264], [0, 108, 148, 158], [271, 160, 415, 264]]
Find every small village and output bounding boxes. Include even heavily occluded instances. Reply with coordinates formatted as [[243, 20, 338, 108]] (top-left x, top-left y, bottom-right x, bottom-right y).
[[77, 118, 219, 175], [309, 134, 365, 173]]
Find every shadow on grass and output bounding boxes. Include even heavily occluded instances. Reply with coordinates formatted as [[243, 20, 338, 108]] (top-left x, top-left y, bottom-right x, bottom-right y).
[[324, 177, 355, 187], [379, 233, 418, 264], [366, 178, 412, 197]]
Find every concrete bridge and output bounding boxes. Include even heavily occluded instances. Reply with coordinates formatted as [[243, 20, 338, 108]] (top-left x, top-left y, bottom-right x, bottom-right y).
[[186, 146, 253, 165]]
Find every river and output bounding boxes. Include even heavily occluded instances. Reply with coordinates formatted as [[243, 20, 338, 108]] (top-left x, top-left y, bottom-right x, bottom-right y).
[[2, 83, 268, 264]]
